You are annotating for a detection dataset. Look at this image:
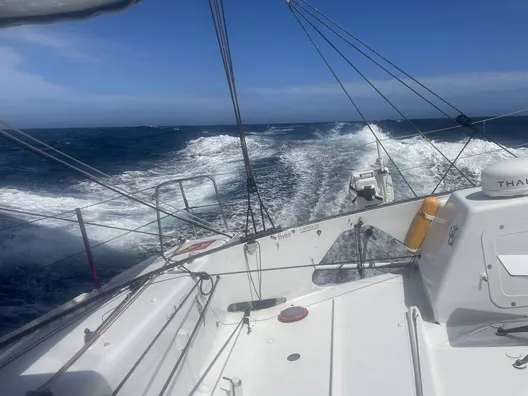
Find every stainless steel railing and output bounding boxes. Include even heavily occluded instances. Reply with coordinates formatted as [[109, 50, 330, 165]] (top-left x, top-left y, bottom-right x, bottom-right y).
[[155, 175, 229, 256]]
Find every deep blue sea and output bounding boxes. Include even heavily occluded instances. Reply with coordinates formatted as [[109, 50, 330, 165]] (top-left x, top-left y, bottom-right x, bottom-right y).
[[0, 117, 527, 335]]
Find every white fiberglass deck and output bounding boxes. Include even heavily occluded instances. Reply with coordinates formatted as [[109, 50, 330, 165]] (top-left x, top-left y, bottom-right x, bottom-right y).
[[201, 269, 528, 396], [214, 273, 415, 396]]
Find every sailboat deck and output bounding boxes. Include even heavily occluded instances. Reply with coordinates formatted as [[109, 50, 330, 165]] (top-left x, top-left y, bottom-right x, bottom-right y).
[[213, 274, 416, 396], [204, 269, 528, 396]]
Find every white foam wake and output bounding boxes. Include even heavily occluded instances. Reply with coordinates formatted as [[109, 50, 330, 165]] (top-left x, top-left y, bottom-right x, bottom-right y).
[[0, 123, 525, 268]]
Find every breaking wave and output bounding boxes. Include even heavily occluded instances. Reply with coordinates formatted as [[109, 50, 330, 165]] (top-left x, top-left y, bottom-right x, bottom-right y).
[[0, 119, 526, 333]]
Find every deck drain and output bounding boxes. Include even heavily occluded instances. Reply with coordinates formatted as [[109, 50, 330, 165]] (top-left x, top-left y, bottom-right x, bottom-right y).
[[287, 353, 301, 361]]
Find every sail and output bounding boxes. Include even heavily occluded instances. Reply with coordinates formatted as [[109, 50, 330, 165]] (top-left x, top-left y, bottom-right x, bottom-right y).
[[0, 0, 140, 28]]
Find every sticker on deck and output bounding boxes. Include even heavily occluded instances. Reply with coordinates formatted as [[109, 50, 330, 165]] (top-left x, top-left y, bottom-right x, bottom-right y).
[[176, 240, 216, 255]]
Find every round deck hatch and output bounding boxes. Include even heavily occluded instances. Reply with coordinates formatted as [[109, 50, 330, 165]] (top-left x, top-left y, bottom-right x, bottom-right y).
[[278, 306, 308, 323]]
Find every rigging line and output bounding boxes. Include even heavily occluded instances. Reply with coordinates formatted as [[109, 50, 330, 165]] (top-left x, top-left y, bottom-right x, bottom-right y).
[[139, 299, 197, 396], [356, 106, 528, 143], [209, 0, 257, 235], [398, 142, 528, 174], [0, 206, 165, 238], [243, 244, 261, 301], [218, 0, 254, 185], [0, 252, 415, 351], [381, 125, 463, 142], [475, 106, 528, 123], [476, 129, 517, 158], [245, 188, 257, 235], [0, 128, 231, 237], [208, 0, 253, 183], [0, 183, 159, 233], [0, 293, 116, 370], [293, 1, 454, 121], [208, 0, 274, 231], [43, 211, 184, 268], [33, 286, 140, 394], [257, 240, 263, 299], [0, 120, 110, 179], [209, 255, 417, 277], [187, 318, 244, 396], [158, 276, 221, 396], [113, 282, 199, 395], [0, 124, 217, 232], [287, 5, 417, 197], [256, 185, 275, 228], [1, 120, 218, 223], [431, 131, 477, 195], [291, 4, 477, 189], [295, 0, 464, 115]]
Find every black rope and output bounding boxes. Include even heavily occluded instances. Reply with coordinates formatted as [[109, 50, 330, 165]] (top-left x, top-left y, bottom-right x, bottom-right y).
[[0, 129, 230, 237], [187, 317, 244, 396], [0, 121, 203, 226], [158, 276, 220, 396], [256, 186, 275, 229], [0, 294, 112, 370], [478, 121, 517, 158], [43, 211, 182, 268], [294, 1, 455, 122], [197, 272, 214, 296], [295, 0, 464, 115], [291, 3, 477, 190], [295, 0, 519, 164], [0, 247, 416, 351], [245, 189, 257, 235], [0, 206, 163, 237], [431, 131, 476, 194], [209, 255, 416, 277], [208, 0, 274, 234], [288, 5, 417, 197], [112, 282, 199, 395], [0, 184, 158, 233], [482, 135, 517, 158]]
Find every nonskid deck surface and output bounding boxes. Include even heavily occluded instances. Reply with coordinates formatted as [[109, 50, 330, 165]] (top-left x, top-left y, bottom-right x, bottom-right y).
[[205, 273, 416, 396], [3, 267, 528, 395], [203, 270, 528, 396]]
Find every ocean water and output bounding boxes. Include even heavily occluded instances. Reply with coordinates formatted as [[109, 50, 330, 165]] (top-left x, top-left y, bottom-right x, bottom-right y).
[[0, 117, 527, 335]]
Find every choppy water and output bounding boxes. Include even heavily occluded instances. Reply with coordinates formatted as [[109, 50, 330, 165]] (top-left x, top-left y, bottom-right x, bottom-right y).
[[0, 117, 526, 335]]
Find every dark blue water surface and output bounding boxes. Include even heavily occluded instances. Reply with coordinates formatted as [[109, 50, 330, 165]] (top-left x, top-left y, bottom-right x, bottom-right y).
[[0, 117, 526, 335]]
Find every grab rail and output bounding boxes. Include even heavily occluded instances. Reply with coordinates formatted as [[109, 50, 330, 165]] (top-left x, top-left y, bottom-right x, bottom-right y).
[[155, 175, 229, 256], [0, 175, 231, 289]]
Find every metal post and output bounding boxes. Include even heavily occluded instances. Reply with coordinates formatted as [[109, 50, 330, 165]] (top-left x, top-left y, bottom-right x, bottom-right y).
[[155, 189, 165, 257], [361, 227, 374, 278], [75, 208, 101, 289], [179, 181, 197, 237], [354, 219, 366, 279], [208, 175, 229, 231], [223, 377, 243, 396]]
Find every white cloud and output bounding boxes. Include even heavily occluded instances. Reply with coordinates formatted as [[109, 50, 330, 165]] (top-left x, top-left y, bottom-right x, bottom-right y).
[[0, 40, 528, 127], [249, 71, 528, 100], [0, 46, 22, 67], [0, 45, 232, 127], [0, 46, 73, 101], [0, 26, 100, 61]]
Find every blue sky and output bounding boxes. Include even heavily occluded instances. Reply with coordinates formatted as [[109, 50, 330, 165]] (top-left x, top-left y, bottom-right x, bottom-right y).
[[1, 0, 528, 127]]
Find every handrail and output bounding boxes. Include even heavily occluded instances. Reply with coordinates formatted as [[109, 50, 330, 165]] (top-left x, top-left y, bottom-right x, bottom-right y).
[[0, 176, 231, 290], [155, 175, 229, 256]]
